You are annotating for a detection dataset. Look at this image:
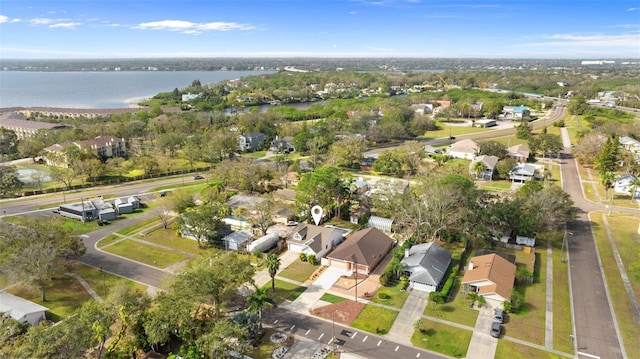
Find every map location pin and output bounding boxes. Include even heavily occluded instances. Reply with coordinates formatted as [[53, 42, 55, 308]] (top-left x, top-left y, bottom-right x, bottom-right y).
[[311, 205, 323, 226]]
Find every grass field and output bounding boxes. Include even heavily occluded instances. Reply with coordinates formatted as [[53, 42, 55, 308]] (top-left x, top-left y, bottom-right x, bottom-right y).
[[370, 280, 410, 309], [547, 231, 574, 354], [350, 305, 399, 335], [478, 180, 513, 193], [71, 262, 148, 297], [424, 281, 479, 328], [278, 259, 319, 283], [590, 213, 640, 359], [411, 318, 472, 358], [261, 279, 307, 304], [102, 239, 191, 268], [495, 340, 569, 359], [319, 293, 347, 303], [502, 249, 546, 345], [143, 227, 204, 254]]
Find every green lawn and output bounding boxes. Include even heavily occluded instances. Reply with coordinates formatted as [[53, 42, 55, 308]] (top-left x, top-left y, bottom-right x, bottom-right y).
[[319, 293, 347, 303], [245, 328, 288, 359], [495, 340, 569, 359], [2, 216, 101, 235], [350, 305, 398, 335], [143, 227, 205, 254], [115, 216, 164, 236], [424, 280, 479, 327], [7, 276, 92, 322], [411, 318, 472, 358], [548, 231, 574, 354], [478, 181, 513, 193], [261, 279, 307, 304], [278, 259, 319, 283], [590, 213, 640, 359], [287, 286, 308, 301], [369, 280, 410, 309], [71, 263, 148, 297], [503, 249, 546, 345], [102, 239, 190, 268]]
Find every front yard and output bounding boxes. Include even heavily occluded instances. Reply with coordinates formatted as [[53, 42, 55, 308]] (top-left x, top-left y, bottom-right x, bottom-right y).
[[350, 305, 398, 335], [278, 259, 319, 283], [411, 318, 472, 358], [369, 280, 410, 309], [261, 279, 307, 304]]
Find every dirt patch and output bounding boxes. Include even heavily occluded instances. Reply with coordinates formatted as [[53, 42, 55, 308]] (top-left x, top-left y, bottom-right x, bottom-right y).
[[333, 273, 368, 290], [310, 300, 366, 325]]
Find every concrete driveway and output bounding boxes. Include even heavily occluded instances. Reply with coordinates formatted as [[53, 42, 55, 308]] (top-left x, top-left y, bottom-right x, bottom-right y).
[[313, 266, 350, 289], [465, 306, 498, 359]]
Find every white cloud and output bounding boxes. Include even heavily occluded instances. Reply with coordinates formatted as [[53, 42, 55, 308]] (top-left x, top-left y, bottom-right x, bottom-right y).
[[367, 46, 395, 52], [530, 33, 640, 48], [30, 18, 54, 25], [134, 19, 254, 33], [628, 7, 638, 11], [0, 15, 8, 23], [49, 22, 82, 29]]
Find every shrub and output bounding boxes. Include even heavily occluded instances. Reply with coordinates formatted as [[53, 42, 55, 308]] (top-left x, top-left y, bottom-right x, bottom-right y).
[[379, 271, 393, 286], [440, 277, 455, 298], [299, 253, 307, 262], [306, 254, 317, 265], [378, 292, 390, 300], [508, 289, 525, 313], [553, 119, 565, 127], [429, 291, 445, 304]]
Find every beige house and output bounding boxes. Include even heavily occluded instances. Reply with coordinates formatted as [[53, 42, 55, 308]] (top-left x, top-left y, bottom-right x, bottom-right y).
[[447, 139, 480, 159], [0, 112, 67, 139], [507, 144, 530, 163]]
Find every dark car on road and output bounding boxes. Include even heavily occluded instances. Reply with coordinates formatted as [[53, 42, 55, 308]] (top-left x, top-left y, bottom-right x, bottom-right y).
[[193, 175, 204, 180], [490, 321, 501, 338]]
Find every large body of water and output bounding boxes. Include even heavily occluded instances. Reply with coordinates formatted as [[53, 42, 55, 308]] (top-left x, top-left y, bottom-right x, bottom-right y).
[[0, 70, 274, 109]]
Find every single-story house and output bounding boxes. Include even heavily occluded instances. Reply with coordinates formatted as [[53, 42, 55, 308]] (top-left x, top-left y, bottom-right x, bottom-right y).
[[58, 198, 116, 222], [270, 136, 296, 153], [448, 139, 480, 160], [326, 227, 394, 275], [280, 172, 300, 187], [350, 178, 370, 194], [272, 207, 295, 225], [502, 105, 530, 120], [0, 291, 48, 325], [222, 230, 254, 252], [506, 144, 531, 163], [114, 196, 141, 214], [469, 155, 499, 180], [401, 242, 452, 293], [619, 136, 640, 155], [287, 224, 344, 258], [409, 103, 433, 115], [462, 253, 516, 307], [367, 215, 394, 233], [273, 189, 296, 204], [613, 174, 640, 198], [474, 119, 496, 128]]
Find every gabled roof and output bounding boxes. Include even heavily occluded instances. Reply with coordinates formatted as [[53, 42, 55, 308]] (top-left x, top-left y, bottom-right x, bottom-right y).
[[222, 230, 253, 245], [401, 242, 452, 286], [80, 135, 123, 148], [619, 136, 640, 147], [462, 253, 516, 301], [470, 155, 499, 170], [288, 224, 342, 254], [0, 292, 48, 322], [449, 139, 479, 154], [507, 144, 530, 158], [510, 163, 536, 176], [327, 227, 393, 267]]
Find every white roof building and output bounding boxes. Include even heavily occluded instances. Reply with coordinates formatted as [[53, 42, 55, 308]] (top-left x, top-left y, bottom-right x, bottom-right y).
[[0, 292, 48, 325]]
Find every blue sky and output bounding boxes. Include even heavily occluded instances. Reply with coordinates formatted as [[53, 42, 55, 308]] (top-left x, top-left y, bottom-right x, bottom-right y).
[[1, 0, 639, 59]]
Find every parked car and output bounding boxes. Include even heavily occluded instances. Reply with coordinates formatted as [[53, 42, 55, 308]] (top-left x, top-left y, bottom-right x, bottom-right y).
[[52, 208, 60, 214], [494, 308, 504, 323], [285, 221, 298, 226], [159, 190, 169, 197], [97, 219, 109, 226], [193, 175, 204, 180], [490, 321, 501, 338]]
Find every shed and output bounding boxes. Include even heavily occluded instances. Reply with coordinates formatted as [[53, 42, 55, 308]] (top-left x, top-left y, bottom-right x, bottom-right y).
[[367, 215, 394, 233], [222, 230, 253, 252], [247, 232, 280, 253], [515, 235, 536, 247], [0, 291, 48, 325]]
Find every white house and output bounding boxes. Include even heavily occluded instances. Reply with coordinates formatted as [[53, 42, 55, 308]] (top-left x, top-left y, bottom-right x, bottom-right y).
[[613, 174, 640, 198], [0, 292, 48, 325], [287, 224, 343, 258], [114, 196, 141, 214], [447, 139, 480, 159], [401, 242, 452, 293]]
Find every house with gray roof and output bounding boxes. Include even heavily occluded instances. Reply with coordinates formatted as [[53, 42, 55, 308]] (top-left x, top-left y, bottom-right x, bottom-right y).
[[469, 155, 499, 180], [0, 291, 48, 325], [509, 163, 540, 182], [401, 242, 452, 293], [287, 224, 343, 258]]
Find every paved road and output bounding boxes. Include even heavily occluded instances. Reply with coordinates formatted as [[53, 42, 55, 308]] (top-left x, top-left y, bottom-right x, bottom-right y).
[[560, 148, 626, 359], [262, 307, 448, 359]]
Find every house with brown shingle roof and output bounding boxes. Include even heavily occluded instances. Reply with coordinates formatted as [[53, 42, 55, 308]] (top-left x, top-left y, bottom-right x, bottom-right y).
[[326, 227, 394, 275], [506, 144, 530, 163], [461, 253, 516, 307], [0, 112, 67, 139]]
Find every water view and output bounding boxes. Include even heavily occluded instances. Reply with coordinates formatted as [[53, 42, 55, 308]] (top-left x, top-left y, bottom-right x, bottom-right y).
[[0, 70, 275, 109]]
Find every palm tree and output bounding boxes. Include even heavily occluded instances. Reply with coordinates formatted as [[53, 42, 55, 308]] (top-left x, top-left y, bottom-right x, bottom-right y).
[[265, 253, 281, 293], [472, 161, 485, 179], [247, 286, 274, 329], [600, 171, 617, 200]]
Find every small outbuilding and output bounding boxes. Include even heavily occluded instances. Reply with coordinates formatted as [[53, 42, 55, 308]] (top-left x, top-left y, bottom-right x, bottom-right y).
[[222, 230, 254, 252], [0, 291, 48, 325]]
